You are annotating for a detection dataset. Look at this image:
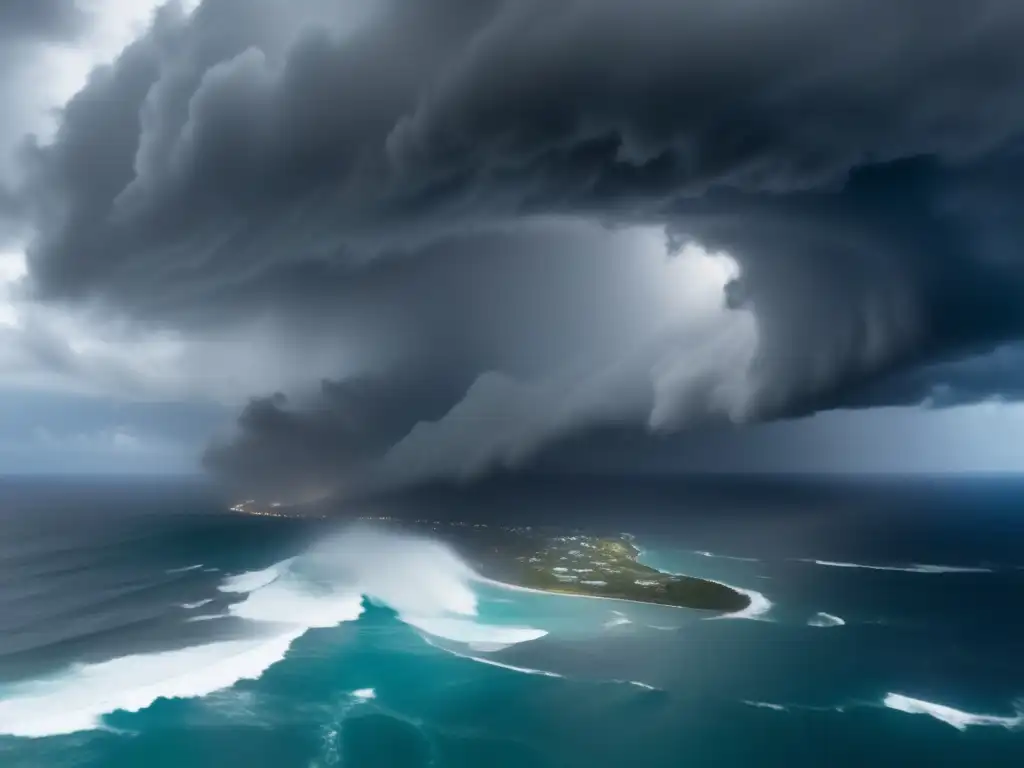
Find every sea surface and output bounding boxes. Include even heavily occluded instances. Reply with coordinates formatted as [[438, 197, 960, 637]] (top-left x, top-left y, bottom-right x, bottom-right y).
[[0, 474, 1021, 767]]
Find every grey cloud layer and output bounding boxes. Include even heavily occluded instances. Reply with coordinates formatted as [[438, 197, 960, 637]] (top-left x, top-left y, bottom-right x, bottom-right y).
[[11, 0, 1024, 493], [0, 0, 85, 42]]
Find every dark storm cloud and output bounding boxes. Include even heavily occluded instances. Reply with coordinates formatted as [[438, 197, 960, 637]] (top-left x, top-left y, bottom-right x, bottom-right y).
[[202, 377, 451, 500], [22, 0, 1024, 313], [14, 0, 1024, 493]]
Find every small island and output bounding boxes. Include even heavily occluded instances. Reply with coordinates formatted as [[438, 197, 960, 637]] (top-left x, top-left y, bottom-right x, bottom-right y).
[[494, 532, 750, 613], [398, 519, 751, 614]]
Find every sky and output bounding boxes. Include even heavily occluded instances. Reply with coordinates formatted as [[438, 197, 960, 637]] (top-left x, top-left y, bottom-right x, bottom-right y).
[[3, 1, 1024, 492]]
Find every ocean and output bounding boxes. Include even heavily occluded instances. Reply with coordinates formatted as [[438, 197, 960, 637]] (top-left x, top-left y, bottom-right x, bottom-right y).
[[0, 474, 1021, 767]]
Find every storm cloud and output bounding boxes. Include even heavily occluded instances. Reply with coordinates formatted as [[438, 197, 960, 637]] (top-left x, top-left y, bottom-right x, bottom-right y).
[[9, 0, 1024, 494]]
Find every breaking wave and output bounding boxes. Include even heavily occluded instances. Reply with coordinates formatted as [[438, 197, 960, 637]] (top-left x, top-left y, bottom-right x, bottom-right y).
[[743, 700, 788, 711], [693, 551, 759, 563], [883, 694, 1023, 731], [808, 612, 845, 628], [604, 610, 632, 628], [800, 559, 993, 574], [0, 631, 302, 738], [0, 525, 549, 738], [705, 581, 773, 621], [181, 599, 213, 610], [166, 564, 204, 574], [218, 559, 295, 593]]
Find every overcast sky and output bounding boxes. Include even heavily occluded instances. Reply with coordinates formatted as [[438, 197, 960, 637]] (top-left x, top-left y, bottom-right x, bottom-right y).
[[3, 1, 1024, 492]]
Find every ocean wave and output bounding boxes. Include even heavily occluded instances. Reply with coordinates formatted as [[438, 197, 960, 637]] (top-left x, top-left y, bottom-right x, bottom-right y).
[[0, 630, 302, 738], [883, 693, 1023, 731], [462, 653, 565, 678], [181, 599, 213, 610], [351, 688, 376, 700], [218, 559, 295, 593], [743, 700, 788, 711], [1, 526, 551, 737], [800, 559, 993, 574], [693, 551, 759, 563], [402, 616, 547, 651], [706, 582, 773, 621], [165, 564, 204, 574], [808, 612, 845, 628], [604, 611, 632, 628], [219, 526, 548, 656]]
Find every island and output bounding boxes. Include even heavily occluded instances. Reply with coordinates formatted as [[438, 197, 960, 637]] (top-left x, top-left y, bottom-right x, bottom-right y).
[[399, 520, 751, 614]]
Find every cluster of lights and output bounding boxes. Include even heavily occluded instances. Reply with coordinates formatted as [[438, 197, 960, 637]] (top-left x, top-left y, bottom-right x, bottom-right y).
[[228, 500, 317, 518]]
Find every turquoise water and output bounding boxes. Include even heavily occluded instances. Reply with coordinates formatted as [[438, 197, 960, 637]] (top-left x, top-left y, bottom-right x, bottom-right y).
[[1, 479, 1022, 767]]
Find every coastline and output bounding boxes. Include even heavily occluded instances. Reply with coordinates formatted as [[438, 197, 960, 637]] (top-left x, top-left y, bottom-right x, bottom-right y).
[[632, 553, 773, 621], [473, 573, 748, 615]]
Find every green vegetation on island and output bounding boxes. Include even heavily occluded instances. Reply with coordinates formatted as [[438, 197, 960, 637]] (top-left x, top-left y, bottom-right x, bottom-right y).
[[503, 533, 750, 612], [397, 520, 751, 614]]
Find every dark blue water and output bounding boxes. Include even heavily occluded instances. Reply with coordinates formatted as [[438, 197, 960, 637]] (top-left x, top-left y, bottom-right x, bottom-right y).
[[0, 475, 1021, 767]]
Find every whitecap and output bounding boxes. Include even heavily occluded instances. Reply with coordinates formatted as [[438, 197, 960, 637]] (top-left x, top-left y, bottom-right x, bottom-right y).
[[186, 614, 226, 622], [351, 688, 376, 701], [166, 564, 203, 574], [694, 551, 759, 563], [218, 559, 295, 593], [181, 599, 213, 610], [706, 582, 773, 621], [226, 574, 365, 628], [462, 654, 564, 679], [883, 693, 1022, 731], [743, 700, 788, 711], [604, 611, 632, 628], [801, 559, 992, 574], [403, 616, 547, 650], [0, 631, 302, 738], [808, 612, 845, 628]]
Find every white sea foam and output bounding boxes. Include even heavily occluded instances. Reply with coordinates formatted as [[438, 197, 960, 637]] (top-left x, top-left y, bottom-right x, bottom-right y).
[[802, 559, 992, 574], [181, 599, 213, 610], [706, 581, 773, 621], [694, 551, 759, 563], [604, 611, 632, 628], [808, 612, 845, 628], [218, 559, 294, 593], [402, 616, 547, 650], [166, 564, 204, 574], [0, 631, 302, 738], [351, 688, 376, 700], [186, 614, 225, 622], [227, 576, 365, 628], [883, 693, 1023, 731], [463, 654, 564, 678], [221, 527, 546, 654], [743, 700, 788, 711]]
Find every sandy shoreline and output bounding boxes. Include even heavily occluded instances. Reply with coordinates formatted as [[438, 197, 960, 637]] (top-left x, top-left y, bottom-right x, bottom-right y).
[[472, 574, 738, 615]]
